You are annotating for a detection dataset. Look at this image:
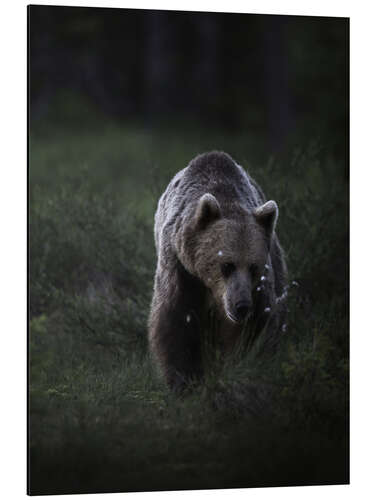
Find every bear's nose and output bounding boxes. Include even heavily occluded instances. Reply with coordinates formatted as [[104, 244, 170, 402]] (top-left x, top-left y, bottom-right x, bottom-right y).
[[235, 301, 251, 321]]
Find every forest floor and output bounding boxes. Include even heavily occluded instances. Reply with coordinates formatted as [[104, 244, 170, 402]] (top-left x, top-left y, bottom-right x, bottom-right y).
[[29, 122, 349, 494]]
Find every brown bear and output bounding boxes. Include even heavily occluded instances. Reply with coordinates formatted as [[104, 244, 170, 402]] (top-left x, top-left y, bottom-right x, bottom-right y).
[[149, 151, 287, 392]]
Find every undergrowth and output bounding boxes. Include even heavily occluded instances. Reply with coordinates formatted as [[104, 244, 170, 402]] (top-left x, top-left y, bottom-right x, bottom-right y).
[[29, 125, 349, 494]]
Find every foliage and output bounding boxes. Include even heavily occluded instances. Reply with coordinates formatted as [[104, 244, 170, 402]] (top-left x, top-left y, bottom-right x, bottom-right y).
[[29, 124, 348, 494]]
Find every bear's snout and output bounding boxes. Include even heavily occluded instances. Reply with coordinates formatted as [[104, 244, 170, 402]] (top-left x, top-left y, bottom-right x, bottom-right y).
[[234, 300, 252, 322], [225, 296, 252, 324]]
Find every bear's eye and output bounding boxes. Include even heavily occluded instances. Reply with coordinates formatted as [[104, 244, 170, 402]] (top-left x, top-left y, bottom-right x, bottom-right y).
[[221, 262, 236, 278]]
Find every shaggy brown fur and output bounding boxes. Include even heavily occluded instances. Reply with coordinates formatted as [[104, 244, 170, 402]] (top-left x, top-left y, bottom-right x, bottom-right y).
[[149, 151, 287, 392]]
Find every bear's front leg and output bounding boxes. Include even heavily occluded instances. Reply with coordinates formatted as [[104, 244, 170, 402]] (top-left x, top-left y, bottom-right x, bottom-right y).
[[149, 260, 205, 393]]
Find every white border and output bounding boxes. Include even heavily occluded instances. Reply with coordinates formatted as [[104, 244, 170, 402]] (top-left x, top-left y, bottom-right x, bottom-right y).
[[1, 1, 375, 499]]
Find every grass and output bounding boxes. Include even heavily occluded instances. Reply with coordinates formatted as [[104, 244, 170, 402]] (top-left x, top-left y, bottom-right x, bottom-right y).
[[28, 122, 349, 494]]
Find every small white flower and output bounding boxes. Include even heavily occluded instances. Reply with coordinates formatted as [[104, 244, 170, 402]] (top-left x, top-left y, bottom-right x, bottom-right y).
[[186, 314, 191, 323], [282, 323, 287, 332], [276, 290, 288, 304], [256, 286, 261, 292], [292, 280, 299, 287], [260, 275, 266, 281], [264, 307, 271, 313], [217, 250, 223, 257]]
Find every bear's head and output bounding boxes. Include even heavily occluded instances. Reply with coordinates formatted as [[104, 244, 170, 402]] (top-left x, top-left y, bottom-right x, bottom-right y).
[[190, 193, 278, 324]]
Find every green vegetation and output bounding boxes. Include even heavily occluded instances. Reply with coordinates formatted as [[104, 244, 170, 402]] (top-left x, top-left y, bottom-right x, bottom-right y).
[[29, 124, 348, 494]]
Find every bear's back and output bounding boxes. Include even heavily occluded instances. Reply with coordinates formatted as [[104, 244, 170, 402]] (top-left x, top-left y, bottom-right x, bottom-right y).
[[184, 151, 265, 213]]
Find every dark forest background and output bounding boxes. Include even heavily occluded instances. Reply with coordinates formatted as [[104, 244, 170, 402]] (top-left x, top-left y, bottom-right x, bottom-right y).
[[29, 5, 349, 496], [29, 6, 348, 156]]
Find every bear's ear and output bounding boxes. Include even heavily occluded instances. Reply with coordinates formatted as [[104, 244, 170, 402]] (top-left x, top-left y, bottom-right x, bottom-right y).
[[195, 193, 221, 229], [254, 200, 278, 234]]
